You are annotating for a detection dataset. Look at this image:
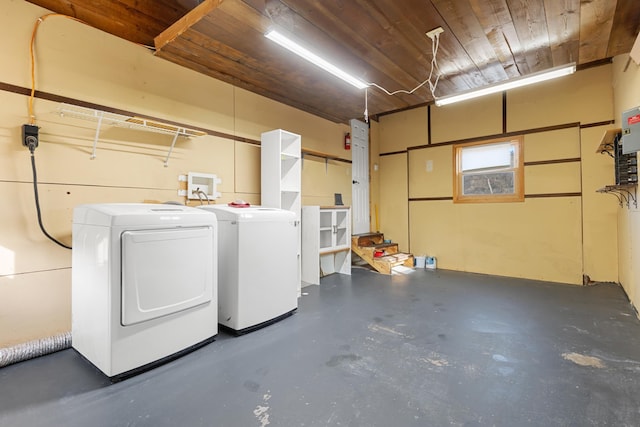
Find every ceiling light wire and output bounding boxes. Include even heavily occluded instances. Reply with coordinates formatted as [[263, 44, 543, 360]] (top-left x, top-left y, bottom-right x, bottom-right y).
[[359, 31, 441, 122], [264, 27, 443, 123], [364, 88, 369, 123], [365, 30, 442, 100]]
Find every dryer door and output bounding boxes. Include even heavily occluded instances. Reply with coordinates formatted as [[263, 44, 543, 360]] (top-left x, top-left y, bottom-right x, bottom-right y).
[[121, 226, 214, 326]]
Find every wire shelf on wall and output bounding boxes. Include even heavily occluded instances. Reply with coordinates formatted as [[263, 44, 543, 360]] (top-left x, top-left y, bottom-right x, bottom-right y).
[[57, 103, 206, 166]]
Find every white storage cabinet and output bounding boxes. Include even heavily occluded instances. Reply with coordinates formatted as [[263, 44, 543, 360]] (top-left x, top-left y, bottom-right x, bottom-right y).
[[302, 206, 351, 285]]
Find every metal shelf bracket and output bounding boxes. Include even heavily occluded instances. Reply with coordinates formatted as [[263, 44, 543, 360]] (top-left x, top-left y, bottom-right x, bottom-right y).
[[597, 185, 637, 208]]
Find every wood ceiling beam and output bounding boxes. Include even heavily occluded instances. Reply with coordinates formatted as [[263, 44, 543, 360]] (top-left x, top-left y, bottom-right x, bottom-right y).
[[218, 1, 409, 116], [274, 0, 442, 102], [28, 0, 193, 45], [607, 0, 640, 58], [155, 0, 226, 50], [155, 0, 401, 122], [506, 0, 553, 72], [468, 0, 527, 78], [349, 0, 438, 101], [234, 0, 411, 116], [375, 0, 488, 94], [543, 0, 580, 66], [431, 0, 509, 84], [355, 0, 464, 96], [578, 0, 617, 64]]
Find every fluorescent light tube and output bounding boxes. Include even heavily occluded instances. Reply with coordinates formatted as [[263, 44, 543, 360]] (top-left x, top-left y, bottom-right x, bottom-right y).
[[265, 29, 369, 90], [435, 63, 576, 106]]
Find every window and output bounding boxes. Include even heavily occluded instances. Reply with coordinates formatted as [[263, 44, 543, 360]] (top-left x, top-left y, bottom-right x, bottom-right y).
[[453, 136, 524, 203]]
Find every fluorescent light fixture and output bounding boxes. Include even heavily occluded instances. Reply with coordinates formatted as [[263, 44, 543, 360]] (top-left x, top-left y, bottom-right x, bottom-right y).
[[265, 29, 369, 90], [435, 63, 576, 106]]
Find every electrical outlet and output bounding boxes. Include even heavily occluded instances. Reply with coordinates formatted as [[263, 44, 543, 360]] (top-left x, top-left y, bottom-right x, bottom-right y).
[[22, 124, 39, 151]]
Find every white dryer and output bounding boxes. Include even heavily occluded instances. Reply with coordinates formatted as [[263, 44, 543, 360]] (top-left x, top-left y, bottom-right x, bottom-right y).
[[72, 203, 218, 379], [198, 205, 298, 334]]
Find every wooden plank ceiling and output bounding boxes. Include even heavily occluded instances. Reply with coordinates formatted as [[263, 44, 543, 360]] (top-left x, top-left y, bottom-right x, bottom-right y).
[[27, 0, 640, 123]]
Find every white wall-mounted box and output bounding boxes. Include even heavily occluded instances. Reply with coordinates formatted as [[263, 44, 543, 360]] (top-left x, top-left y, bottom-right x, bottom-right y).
[[187, 172, 221, 200]]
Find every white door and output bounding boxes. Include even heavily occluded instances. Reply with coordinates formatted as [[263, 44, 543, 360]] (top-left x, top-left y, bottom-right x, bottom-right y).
[[350, 119, 370, 235]]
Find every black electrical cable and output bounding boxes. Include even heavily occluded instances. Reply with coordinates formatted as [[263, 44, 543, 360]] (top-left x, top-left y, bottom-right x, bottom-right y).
[[29, 149, 72, 250]]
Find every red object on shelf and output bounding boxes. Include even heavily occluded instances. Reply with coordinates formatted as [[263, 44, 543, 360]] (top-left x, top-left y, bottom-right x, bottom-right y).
[[374, 250, 384, 258], [228, 201, 251, 208]]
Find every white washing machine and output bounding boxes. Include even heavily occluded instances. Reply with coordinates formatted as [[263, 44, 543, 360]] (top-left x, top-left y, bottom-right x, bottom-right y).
[[72, 203, 218, 379], [198, 205, 298, 334]]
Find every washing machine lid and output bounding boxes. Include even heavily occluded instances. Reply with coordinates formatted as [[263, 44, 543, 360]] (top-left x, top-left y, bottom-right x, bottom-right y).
[[73, 203, 217, 227], [198, 205, 295, 222]]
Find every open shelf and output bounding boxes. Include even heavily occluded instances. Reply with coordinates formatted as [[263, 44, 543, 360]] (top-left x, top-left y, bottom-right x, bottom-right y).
[[302, 206, 351, 286], [596, 128, 622, 157]]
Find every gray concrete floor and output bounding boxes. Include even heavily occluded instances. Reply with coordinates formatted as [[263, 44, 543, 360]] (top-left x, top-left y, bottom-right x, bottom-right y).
[[2, 268, 640, 426]]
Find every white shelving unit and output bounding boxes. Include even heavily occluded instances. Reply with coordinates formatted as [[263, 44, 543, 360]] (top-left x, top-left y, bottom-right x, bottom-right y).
[[261, 129, 302, 294], [302, 206, 351, 286], [261, 129, 301, 213]]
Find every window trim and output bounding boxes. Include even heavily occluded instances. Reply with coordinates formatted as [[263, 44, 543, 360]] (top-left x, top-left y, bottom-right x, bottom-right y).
[[453, 136, 524, 204]]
